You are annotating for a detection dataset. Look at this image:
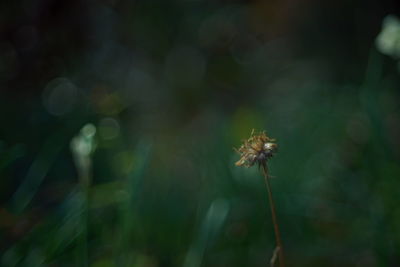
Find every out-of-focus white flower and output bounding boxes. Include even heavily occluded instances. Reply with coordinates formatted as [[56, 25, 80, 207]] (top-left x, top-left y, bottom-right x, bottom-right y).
[[71, 124, 96, 157], [70, 123, 97, 186], [376, 15, 400, 58]]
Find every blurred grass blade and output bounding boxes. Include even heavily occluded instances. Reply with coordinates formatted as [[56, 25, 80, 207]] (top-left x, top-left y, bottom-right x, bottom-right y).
[[184, 198, 230, 267], [126, 140, 152, 208], [116, 139, 152, 264], [45, 188, 85, 258], [361, 49, 393, 157], [9, 132, 66, 213]]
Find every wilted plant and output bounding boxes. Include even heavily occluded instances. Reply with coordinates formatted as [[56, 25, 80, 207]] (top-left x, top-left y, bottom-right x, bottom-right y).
[[235, 130, 284, 267]]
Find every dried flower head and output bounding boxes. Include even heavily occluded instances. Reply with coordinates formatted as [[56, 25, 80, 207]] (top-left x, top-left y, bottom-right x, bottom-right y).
[[235, 129, 278, 168]]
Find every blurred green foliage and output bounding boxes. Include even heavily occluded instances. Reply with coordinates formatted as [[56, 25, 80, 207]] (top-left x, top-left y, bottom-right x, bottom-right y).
[[1, 0, 400, 266]]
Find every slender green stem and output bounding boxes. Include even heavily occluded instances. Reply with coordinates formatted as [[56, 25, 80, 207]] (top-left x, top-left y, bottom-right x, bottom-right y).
[[78, 175, 89, 267], [77, 159, 91, 267], [261, 164, 285, 267]]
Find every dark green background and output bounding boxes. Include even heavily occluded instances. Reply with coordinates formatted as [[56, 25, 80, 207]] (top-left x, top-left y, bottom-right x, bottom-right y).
[[1, 0, 400, 266]]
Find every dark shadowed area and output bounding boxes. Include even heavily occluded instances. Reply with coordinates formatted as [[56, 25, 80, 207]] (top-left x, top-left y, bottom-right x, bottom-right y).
[[1, 0, 400, 266]]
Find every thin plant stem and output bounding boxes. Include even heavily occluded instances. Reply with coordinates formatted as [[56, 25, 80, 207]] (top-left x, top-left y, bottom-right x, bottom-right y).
[[71, 123, 96, 267], [78, 168, 90, 267], [261, 164, 285, 267], [77, 155, 92, 267]]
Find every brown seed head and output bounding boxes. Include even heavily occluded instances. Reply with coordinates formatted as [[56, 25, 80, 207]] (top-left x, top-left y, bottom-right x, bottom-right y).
[[235, 129, 277, 168]]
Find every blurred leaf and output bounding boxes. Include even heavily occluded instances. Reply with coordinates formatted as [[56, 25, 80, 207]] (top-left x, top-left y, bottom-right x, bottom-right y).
[[10, 134, 65, 213], [115, 139, 152, 265], [184, 198, 230, 267]]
